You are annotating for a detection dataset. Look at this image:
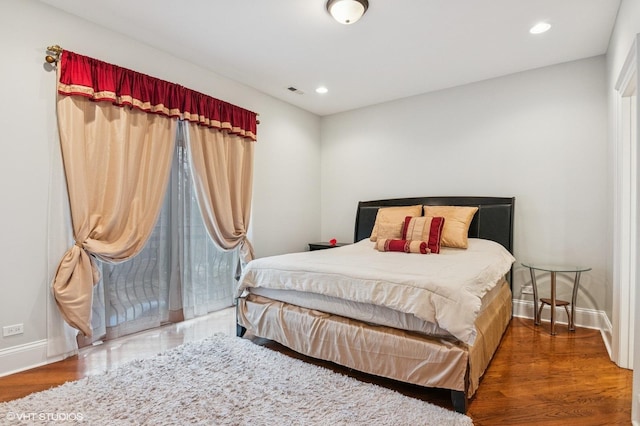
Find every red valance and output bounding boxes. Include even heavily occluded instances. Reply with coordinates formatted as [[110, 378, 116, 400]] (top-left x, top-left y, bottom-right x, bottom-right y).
[[57, 51, 257, 141]]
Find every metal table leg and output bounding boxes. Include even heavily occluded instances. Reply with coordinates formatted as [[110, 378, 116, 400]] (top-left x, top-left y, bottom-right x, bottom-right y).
[[550, 271, 557, 335], [570, 271, 582, 332], [529, 267, 540, 325]]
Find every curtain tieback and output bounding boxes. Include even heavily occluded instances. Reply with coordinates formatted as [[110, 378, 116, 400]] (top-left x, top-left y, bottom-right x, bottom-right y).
[[74, 240, 84, 249]]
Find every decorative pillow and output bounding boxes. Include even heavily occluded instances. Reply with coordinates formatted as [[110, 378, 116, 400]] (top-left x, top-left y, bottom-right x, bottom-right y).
[[376, 239, 432, 254], [423, 205, 478, 249], [402, 216, 445, 254], [369, 205, 422, 242]]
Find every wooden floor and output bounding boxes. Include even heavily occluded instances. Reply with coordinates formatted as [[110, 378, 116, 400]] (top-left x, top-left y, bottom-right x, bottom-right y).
[[0, 309, 631, 425]]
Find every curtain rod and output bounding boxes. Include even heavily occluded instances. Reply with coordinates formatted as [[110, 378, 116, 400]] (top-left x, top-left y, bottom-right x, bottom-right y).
[[44, 44, 260, 124]]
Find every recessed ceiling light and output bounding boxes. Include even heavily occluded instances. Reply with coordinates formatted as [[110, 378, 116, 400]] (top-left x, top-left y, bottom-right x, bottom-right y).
[[530, 22, 551, 34], [315, 86, 328, 94]]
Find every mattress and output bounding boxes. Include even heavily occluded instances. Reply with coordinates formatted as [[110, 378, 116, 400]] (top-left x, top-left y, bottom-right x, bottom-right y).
[[238, 238, 515, 345], [250, 277, 507, 341]]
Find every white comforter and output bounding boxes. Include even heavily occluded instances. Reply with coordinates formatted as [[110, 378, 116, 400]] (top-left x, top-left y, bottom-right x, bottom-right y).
[[237, 238, 515, 345]]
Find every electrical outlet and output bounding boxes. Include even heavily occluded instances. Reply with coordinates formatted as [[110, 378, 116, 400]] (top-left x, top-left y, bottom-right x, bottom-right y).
[[3, 324, 24, 337], [521, 285, 534, 295]]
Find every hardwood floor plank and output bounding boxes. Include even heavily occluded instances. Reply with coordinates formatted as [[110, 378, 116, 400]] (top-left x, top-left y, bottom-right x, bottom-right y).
[[0, 312, 631, 425], [468, 318, 631, 425]]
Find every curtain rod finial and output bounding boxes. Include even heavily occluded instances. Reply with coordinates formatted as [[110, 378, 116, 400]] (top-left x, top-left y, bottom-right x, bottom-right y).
[[45, 45, 63, 64]]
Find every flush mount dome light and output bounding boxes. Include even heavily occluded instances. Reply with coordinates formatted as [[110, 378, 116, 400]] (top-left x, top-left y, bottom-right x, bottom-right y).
[[327, 0, 369, 25]]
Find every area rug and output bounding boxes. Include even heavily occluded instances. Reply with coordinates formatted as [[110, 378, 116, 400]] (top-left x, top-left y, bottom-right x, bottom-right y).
[[0, 334, 473, 425]]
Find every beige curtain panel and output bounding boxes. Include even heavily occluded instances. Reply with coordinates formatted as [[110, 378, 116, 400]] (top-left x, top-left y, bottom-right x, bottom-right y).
[[53, 96, 176, 336], [52, 50, 257, 337], [187, 122, 255, 266]]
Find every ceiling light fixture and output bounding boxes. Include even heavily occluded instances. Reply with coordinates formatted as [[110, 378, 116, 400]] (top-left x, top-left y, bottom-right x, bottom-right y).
[[326, 0, 369, 25], [316, 86, 329, 94], [529, 22, 551, 34]]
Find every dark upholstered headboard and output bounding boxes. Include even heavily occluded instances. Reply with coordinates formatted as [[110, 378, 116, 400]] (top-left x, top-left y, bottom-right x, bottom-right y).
[[354, 196, 515, 254]]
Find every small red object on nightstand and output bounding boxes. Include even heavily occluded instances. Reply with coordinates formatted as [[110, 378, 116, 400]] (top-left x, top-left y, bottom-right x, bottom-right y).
[[329, 238, 337, 246]]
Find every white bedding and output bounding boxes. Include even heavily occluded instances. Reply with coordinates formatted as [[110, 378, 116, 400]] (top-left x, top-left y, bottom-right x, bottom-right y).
[[237, 238, 515, 345]]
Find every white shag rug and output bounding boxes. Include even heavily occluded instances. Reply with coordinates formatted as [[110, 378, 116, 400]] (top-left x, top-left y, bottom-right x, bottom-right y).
[[0, 334, 473, 426]]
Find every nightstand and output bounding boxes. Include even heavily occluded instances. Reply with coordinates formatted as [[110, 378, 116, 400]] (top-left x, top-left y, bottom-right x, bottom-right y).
[[308, 242, 349, 251]]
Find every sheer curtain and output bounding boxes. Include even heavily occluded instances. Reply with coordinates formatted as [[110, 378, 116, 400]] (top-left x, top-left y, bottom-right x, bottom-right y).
[[177, 122, 238, 320]]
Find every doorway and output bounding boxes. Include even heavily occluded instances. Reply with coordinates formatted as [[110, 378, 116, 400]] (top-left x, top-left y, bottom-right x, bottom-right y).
[[613, 37, 637, 370]]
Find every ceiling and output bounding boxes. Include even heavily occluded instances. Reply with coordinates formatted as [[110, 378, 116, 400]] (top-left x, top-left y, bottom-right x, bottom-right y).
[[41, 0, 620, 116]]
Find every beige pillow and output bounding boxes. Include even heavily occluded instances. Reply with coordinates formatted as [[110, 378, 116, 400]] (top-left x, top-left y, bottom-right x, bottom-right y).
[[369, 205, 422, 242], [375, 221, 404, 240], [423, 205, 478, 248]]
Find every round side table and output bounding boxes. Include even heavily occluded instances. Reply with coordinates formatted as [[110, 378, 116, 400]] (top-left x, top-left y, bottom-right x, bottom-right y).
[[521, 263, 592, 335]]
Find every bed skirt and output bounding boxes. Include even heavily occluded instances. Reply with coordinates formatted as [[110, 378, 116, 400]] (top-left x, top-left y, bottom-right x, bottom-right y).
[[237, 279, 512, 397]]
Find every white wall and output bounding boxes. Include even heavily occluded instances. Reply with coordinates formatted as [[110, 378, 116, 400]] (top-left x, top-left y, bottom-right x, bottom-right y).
[[0, 0, 320, 363], [321, 57, 608, 316], [606, 1, 640, 422]]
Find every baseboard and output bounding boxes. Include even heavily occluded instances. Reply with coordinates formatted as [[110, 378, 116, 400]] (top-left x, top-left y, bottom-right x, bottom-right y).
[[599, 313, 614, 359], [512, 299, 608, 332], [0, 340, 70, 378]]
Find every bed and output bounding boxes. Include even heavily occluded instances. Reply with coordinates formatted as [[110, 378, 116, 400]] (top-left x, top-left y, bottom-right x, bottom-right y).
[[236, 196, 515, 413]]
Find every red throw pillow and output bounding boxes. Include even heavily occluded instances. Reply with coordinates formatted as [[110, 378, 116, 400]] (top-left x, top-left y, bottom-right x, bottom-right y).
[[401, 216, 445, 254], [381, 239, 430, 254]]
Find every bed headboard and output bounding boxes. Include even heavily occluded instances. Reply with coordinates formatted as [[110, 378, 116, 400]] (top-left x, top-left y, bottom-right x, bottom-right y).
[[354, 196, 515, 254]]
